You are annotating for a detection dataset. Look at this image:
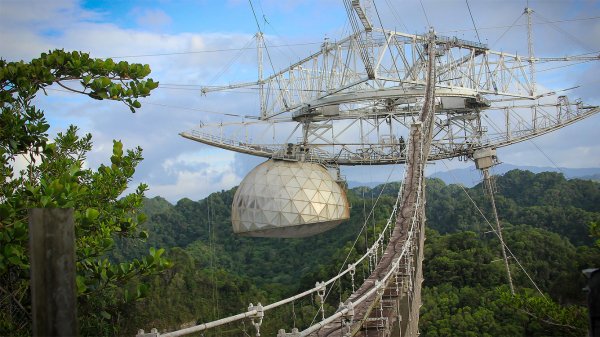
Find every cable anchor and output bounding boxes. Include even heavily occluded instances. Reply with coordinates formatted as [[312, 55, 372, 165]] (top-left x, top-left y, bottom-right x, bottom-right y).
[[315, 281, 326, 320], [248, 302, 264, 337], [348, 264, 356, 292]]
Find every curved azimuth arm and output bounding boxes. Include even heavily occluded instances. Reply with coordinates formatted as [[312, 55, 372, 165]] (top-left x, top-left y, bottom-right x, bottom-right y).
[[181, 97, 599, 165]]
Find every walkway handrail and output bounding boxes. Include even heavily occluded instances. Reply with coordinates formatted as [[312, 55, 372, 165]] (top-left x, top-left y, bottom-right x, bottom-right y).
[[151, 309, 260, 337]]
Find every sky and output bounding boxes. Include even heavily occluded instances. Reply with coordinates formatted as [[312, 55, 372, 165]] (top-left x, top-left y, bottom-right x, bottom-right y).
[[1, 0, 599, 203]]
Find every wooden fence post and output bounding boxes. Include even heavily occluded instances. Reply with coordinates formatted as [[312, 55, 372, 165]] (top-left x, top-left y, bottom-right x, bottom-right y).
[[29, 208, 77, 336]]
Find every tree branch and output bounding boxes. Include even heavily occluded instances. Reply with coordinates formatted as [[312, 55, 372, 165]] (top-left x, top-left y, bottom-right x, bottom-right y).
[[55, 81, 88, 95], [518, 308, 584, 332]]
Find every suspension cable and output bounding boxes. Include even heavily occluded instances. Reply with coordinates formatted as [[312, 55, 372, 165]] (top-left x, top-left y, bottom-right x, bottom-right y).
[[308, 158, 405, 327], [440, 160, 546, 298]]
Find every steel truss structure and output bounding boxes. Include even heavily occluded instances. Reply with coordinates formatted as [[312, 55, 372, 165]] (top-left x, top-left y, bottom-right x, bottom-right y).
[[184, 28, 599, 166]]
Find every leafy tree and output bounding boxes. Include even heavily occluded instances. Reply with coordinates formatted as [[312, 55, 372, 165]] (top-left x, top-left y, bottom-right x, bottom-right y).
[[0, 50, 168, 335], [106, 171, 600, 335], [498, 289, 588, 337], [591, 221, 600, 248]]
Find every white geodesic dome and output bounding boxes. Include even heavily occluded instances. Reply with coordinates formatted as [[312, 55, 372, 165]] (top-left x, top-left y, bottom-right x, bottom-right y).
[[231, 159, 350, 238]]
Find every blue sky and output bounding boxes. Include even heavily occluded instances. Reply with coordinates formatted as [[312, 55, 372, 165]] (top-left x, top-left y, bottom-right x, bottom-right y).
[[1, 0, 599, 202], [81, 0, 346, 36]]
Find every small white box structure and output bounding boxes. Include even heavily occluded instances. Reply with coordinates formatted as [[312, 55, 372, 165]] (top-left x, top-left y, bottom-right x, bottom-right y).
[[317, 104, 340, 116], [440, 97, 466, 109], [472, 148, 498, 170]]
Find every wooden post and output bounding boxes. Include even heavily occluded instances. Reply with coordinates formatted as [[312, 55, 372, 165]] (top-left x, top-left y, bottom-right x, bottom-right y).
[[29, 208, 77, 337]]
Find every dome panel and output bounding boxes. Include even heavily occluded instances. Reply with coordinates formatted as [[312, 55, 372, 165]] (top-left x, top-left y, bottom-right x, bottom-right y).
[[231, 159, 350, 238]]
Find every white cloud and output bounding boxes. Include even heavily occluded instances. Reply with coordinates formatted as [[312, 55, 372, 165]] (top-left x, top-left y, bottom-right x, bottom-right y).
[[146, 150, 242, 202], [133, 8, 172, 30], [1, 0, 599, 202]]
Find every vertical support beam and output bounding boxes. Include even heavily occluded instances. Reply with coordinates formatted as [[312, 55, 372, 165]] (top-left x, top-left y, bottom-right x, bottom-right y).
[[473, 148, 514, 295], [525, 6, 535, 96], [29, 208, 77, 337], [482, 169, 515, 294], [257, 32, 265, 119]]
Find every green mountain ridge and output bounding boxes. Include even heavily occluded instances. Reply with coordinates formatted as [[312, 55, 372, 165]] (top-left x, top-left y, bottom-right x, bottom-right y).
[[113, 169, 600, 336]]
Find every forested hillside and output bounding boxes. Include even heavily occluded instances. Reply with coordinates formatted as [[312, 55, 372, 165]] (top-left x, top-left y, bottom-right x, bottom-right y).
[[113, 170, 600, 336]]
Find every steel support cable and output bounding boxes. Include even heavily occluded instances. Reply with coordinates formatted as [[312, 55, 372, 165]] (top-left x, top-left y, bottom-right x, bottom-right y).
[[483, 169, 515, 294], [206, 37, 256, 87], [43, 87, 259, 120], [465, 0, 498, 93], [362, 187, 369, 277], [96, 17, 600, 59], [248, 0, 290, 110], [491, 13, 524, 47], [465, 0, 483, 47], [440, 15, 600, 36], [537, 59, 595, 73], [256, 6, 302, 64], [149, 175, 409, 337], [440, 159, 546, 298], [372, 1, 403, 84], [143, 101, 260, 119], [104, 42, 323, 59], [534, 11, 597, 54], [333, 39, 435, 336], [306, 157, 407, 328], [500, 105, 566, 175], [382, 0, 409, 32], [419, 0, 431, 27], [207, 194, 221, 319], [527, 138, 564, 174], [370, 158, 376, 266], [302, 177, 422, 336], [303, 129, 419, 332], [340, 25, 358, 86]]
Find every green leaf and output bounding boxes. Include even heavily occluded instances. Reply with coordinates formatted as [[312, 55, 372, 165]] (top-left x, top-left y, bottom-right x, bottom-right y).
[[69, 164, 81, 177], [113, 140, 123, 157], [124, 289, 132, 302], [137, 283, 149, 299], [40, 195, 51, 207], [138, 230, 149, 239], [101, 77, 111, 88], [0, 50, 163, 334], [7, 255, 24, 266], [76, 275, 87, 294], [0, 205, 11, 219], [85, 208, 99, 221], [100, 311, 111, 320], [154, 248, 165, 258]]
